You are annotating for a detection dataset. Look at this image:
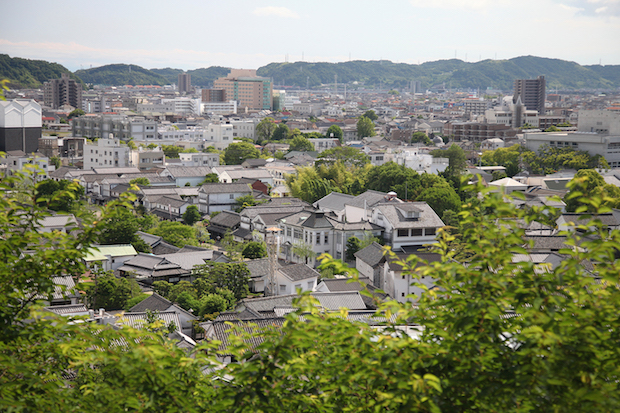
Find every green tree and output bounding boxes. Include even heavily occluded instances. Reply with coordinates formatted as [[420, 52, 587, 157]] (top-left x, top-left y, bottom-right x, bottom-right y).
[[235, 194, 265, 212], [242, 241, 267, 259], [431, 144, 467, 178], [356, 116, 376, 138], [256, 117, 276, 143], [325, 125, 344, 143], [316, 146, 370, 168], [49, 156, 61, 169], [162, 144, 183, 158], [223, 142, 260, 165], [363, 109, 378, 121], [345, 237, 363, 261], [151, 221, 199, 247], [129, 177, 150, 186], [411, 131, 431, 145], [272, 123, 290, 141], [68, 108, 85, 119], [182, 205, 201, 226], [565, 169, 620, 212], [35, 178, 84, 212], [200, 173, 219, 184], [288, 135, 314, 152], [192, 262, 250, 301], [85, 270, 141, 310]]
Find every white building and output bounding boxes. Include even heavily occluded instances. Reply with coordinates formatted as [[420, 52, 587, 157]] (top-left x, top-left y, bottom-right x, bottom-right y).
[[179, 152, 220, 168], [1, 150, 50, 181], [201, 101, 238, 115], [308, 138, 340, 153], [577, 110, 620, 134], [524, 131, 620, 168], [83, 134, 133, 169], [393, 149, 448, 174], [204, 122, 235, 150]]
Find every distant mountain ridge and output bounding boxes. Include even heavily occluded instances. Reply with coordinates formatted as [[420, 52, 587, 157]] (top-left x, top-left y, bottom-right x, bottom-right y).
[[1, 54, 619, 90], [0, 54, 84, 89]]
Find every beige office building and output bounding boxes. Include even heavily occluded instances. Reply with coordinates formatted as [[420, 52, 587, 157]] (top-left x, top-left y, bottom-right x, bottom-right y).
[[213, 69, 272, 111]]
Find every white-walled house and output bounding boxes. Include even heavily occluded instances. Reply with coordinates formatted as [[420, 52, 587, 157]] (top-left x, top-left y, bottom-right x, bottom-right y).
[[271, 263, 319, 296], [370, 203, 444, 252], [84, 244, 138, 272], [197, 182, 252, 214], [382, 251, 441, 303]]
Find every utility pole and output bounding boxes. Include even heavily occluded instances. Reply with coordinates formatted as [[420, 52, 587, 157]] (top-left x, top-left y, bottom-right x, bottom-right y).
[[265, 227, 281, 296]]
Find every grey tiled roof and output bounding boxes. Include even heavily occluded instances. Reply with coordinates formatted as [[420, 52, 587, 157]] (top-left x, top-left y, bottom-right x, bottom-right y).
[[44, 304, 89, 316], [278, 263, 320, 281], [159, 250, 214, 270], [152, 241, 181, 255], [242, 258, 272, 279], [118, 311, 182, 332], [313, 192, 355, 211], [242, 205, 306, 220], [209, 210, 241, 228], [202, 317, 286, 354], [523, 235, 571, 251], [327, 219, 383, 231], [354, 242, 386, 267], [164, 166, 213, 178], [136, 231, 162, 247], [374, 202, 444, 229], [346, 190, 395, 209], [238, 291, 367, 314], [129, 293, 173, 312]]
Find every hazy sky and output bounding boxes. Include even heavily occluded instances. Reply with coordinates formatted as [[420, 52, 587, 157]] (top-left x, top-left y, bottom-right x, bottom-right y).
[[2, 0, 619, 71]]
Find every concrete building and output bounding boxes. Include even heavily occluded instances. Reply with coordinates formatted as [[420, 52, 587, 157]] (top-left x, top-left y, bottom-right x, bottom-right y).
[[202, 89, 226, 102], [179, 152, 220, 168], [178, 73, 191, 94], [213, 69, 272, 111], [0, 100, 42, 153], [43, 73, 82, 109], [83, 135, 133, 169], [0, 150, 50, 181], [513, 75, 546, 115], [72, 115, 158, 141], [577, 110, 620, 135], [524, 131, 620, 168], [201, 101, 238, 115]]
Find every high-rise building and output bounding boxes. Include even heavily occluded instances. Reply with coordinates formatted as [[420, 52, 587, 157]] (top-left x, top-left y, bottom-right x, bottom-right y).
[[213, 69, 272, 111], [43, 73, 83, 109], [513, 75, 546, 115], [0, 100, 42, 153], [178, 73, 192, 94]]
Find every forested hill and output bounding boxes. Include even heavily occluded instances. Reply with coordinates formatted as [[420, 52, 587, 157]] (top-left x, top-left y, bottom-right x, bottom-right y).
[[151, 66, 230, 87], [0, 54, 84, 89], [74, 64, 169, 86], [2, 54, 619, 90], [257, 56, 620, 90]]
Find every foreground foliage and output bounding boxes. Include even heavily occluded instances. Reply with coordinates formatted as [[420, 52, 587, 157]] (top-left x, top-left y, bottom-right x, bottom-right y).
[[1, 167, 619, 412]]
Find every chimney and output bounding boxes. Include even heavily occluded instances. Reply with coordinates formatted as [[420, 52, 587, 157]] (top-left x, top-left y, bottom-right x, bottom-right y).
[[99, 308, 104, 318]]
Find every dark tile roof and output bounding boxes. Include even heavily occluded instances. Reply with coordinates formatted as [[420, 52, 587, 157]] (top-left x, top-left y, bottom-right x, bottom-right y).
[[152, 241, 181, 255], [202, 317, 286, 355], [386, 251, 442, 271], [314, 192, 355, 211], [242, 258, 273, 279], [129, 293, 172, 312], [278, 263, 320, 281], [232, 227, 253, 240], [346, 190, 394, 209], [354, 242, 386, 267], [209, 210, 241, 228]]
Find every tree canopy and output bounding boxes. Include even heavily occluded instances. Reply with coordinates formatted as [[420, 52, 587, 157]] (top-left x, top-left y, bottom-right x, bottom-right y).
[[223, 142, 260, 165], [316, 146, 370, 168], [288, 135, 314, 152], [255, 117, 276, 143], [3, 166, 620, 411], [325, 125, 344, 143], [356, 116, 376, 138]]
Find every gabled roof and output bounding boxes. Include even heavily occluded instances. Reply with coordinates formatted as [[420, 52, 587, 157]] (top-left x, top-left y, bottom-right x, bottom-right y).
[[313, 192, 355, 211], [159, 250, 214, 270], [163, 166, 213, 178], [129, 293, 174, 312], [354, 242, 386, 267], [209, 210, 241, 228], [242, 258, 272, 279], [118, 311, 182, 332], [346, 190, 397, 209], [278, 263, 320, 282]]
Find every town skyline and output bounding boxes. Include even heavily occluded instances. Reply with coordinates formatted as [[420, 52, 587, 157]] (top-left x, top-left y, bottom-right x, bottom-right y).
[[2, 0, 619, 72]]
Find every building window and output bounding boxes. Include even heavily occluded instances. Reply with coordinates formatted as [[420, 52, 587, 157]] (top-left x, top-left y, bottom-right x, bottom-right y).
[[316, 233, 321, 245], [398, 229, 409, 237], [324, 233, 328, 244], [307, 281, 314, 290], [229, 194, 234, 199], [412, 228, 423, 236], [280, 285, 286, 293], [426, 228, 436, 236], [295, 284, 301, 291]]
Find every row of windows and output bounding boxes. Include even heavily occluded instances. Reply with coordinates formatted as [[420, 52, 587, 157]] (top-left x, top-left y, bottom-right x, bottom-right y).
[[286, 227, 329, 245], [397, 228, 436, 237]]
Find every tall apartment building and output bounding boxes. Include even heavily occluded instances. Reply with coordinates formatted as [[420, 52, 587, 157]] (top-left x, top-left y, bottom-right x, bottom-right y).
[[178, 73, 192, 94], [43, 73, 83, 109], [0, 100, 42, 153], [202, 89, 226, 102], [213, 69, 272, 111], [513, 75, 546, 115]]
